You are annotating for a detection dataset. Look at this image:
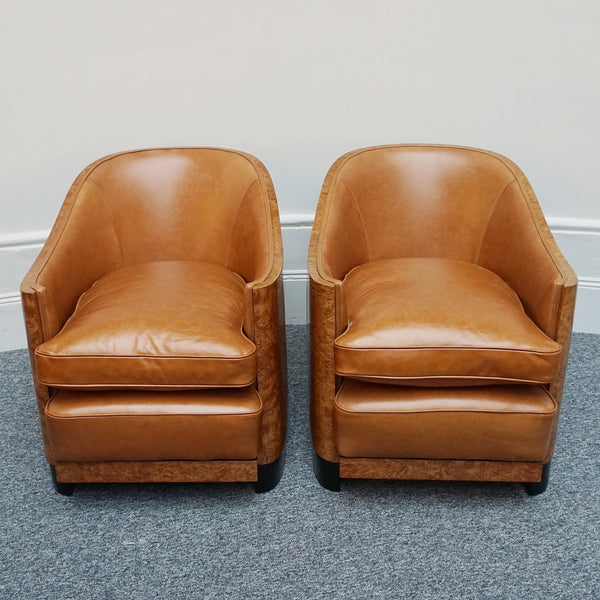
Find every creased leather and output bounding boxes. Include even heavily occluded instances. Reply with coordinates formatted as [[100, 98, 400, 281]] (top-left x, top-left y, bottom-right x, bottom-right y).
[[46, 388, 262, 462], [335, 258, 561, 385], [334, 379, 556, 461], [35, 261, 256, 389]]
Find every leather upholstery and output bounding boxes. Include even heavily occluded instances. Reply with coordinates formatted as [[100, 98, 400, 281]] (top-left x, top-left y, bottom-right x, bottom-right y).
[[334, 379, 556, 461], [36, 261, 256, 389], [21, 148, 287, 485], [309, 144, 578, 482], [319, 146, 513, 279], [315, 147, 567, 337], [46, 388, 262, 462], [335, 258, 561, 385], [28, 148, 273, 342]]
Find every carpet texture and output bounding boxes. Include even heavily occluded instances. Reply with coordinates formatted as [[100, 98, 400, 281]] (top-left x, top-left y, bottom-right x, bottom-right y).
[[0, 326, 599, 599]]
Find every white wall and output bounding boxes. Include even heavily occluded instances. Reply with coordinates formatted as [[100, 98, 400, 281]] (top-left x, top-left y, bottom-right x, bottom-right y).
[[1, 1, 599, 349]]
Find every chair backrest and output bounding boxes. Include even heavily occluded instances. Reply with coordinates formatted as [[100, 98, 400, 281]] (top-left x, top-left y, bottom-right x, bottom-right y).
[[319, 145, 517, 280], [27, 148, 277, 338], [74, 148, 273, 283]]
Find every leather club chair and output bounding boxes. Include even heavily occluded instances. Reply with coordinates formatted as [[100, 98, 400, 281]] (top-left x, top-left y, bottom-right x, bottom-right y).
[[21, 148, 287, 495], [309, 144, 577, 495]]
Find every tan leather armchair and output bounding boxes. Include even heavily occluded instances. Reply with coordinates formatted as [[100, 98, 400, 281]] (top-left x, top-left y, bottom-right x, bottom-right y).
[[21, 148, 287, 494], [309, 144, 576, 495]]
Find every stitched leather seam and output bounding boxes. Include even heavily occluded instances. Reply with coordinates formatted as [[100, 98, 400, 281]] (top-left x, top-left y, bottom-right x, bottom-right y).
[[225, 177, 260, 276], [85, 178, 125, 263], [468, 147, 567, 281], [335, 407, 556, 416], [335, 374, 552, 385], [40, 382, 256, 389], [338, 177, 371, 262], [464, 147, 568, 341], [243, 156, 277, 287], [475, 177, 517, 263], [315, 151, 360, 283], [46, 407, 263, 418], [334, 343, 561, 355], [36, 350, 257, 360], [32, 153, 130, 286]]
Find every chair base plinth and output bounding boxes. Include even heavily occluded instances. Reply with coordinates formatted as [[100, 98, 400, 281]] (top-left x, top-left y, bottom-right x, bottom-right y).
[[51, 459, 258, 488], [339, 457, 544, 483], [523, 462, 551, 496], [317, 457, 548, 494], [49, 458, 285, 493], [313, 452, 341, 492], [50, 466, 75, 496], [253, 453, 285, 493]]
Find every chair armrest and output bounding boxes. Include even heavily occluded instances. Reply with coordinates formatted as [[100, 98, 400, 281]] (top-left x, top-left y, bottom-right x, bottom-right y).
[[307, 167, 345, 463], [252, 276, 287, 465], [227, 152, 283, 288], [20, 155, 124, 347], [241, 155, 287, 465], [478, 158, 577, 340], [477, 158, 577, 463]]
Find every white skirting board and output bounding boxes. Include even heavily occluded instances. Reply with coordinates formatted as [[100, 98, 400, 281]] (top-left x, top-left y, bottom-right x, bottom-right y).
[[1, 215, 598, 351]]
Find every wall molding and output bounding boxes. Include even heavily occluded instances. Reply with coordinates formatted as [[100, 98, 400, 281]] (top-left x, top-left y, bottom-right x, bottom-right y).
[[279, 212, 315, 227], [1, 214, 599, 350], [546, 217, 600, 235], [6, 216, 595, 249], [0, 229, 50, 249], [0, 292, 21, 306]]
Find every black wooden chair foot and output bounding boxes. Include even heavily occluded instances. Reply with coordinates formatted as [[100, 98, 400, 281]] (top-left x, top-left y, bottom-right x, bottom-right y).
[[524, 462, 551, 496], [50, 466, 75, 496], [253, 453, 285, 493], [313, 452, 341, 491]]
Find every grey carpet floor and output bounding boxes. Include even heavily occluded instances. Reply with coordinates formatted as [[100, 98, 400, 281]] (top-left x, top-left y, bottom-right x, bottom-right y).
[[0, 326, 599, 599]]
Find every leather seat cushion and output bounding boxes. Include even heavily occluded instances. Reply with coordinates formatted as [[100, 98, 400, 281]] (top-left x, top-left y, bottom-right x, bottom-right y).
[[46, 387, 262, 462], [335, 258, 561, 385], [36, 261, 256, 389], [334, 379, 556, 461]]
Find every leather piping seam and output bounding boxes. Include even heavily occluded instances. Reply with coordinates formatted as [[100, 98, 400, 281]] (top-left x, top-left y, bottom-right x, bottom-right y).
[[225, 176, 260, 278], [45, 407, 264, 419], [315, 153, 355, 284], [338, 177, 371, 262], [473, 148, 567, 282], [334, 406, 557, 416], [36, 350, 257, 360], [39, 381, 256, 390], [333, 343, 561, 355], [32, 158, 120, 287], [46, 412, 263, 419], [473, 148, 568, 338], [474, 177, 517, 263], [84, 178, 126, 263], [245, 158, 276, 288], [336, 374, 553, 385]]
